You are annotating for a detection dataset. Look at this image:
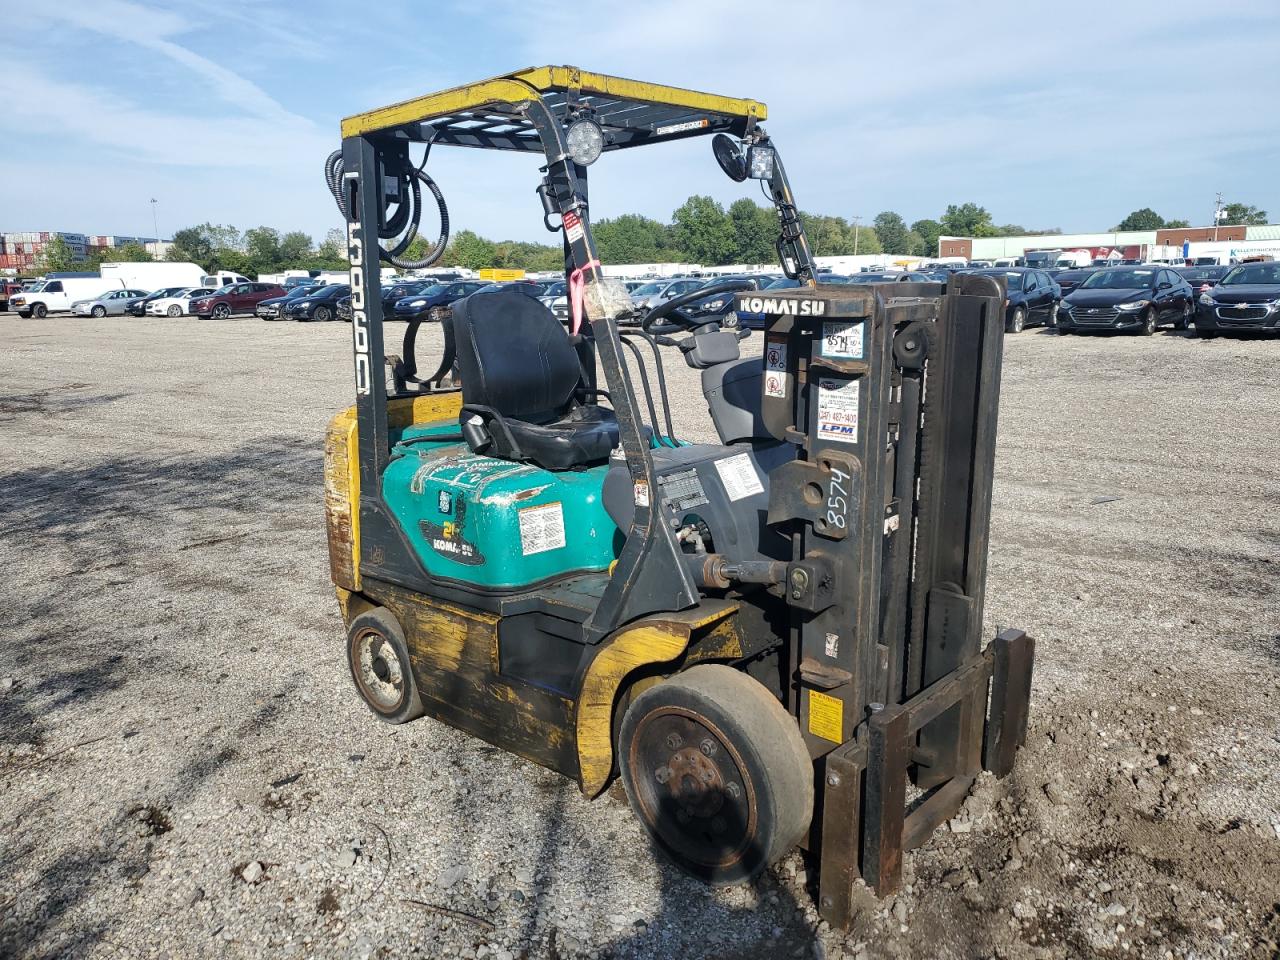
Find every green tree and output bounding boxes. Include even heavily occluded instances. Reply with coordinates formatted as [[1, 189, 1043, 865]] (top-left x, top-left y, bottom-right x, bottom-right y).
[[911, 218, 942, 257], [279, 231, 313, 265], [727, 199, 777, 264], [1220, 202, 1267, 225], [244, 227, 283, 274], [167, 226, 213, 267], [592, 214, 674, 264], [1113, 208, 1165, 231], [317, 227, 346, 263], [872, 211, 912, 255], [671, 195, 735, 264], [940, 203, 996, 238], [1164, 218, 1191, 229], [35, 235, 78, 273], [443, 230, 498, 270]]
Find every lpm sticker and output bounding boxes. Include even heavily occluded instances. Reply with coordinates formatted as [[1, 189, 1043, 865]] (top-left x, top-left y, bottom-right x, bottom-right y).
[[817, 377, 859, 443], [808, 690, 843, 743], [518, 502, 566, 556], [714, 453, 764, 502], [821, 321, 864, 359]]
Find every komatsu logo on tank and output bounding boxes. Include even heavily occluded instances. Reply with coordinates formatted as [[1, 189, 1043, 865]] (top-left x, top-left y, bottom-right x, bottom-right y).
[[738, 296, 827, 317]]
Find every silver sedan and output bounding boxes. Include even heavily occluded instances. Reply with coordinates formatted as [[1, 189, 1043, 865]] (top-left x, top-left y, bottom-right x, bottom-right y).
[[71, 288, 150, 317]]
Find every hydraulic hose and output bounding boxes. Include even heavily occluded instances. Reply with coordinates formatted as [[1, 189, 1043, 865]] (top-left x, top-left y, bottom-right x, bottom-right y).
[[324, 147, 450, 270]]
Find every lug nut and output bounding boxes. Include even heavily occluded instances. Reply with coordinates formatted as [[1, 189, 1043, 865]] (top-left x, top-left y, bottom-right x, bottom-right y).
[[699, 738, 717, 757], [654, 766, 671, 784], [827, 773, 841, 787], [726, 783, 742, 799]]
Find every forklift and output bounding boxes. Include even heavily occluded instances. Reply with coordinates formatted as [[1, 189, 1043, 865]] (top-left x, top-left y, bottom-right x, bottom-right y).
[[322, 66, 1034, 928]]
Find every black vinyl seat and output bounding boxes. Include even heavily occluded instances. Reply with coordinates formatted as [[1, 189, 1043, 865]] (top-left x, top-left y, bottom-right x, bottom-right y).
[[451, 290, 619, 470]]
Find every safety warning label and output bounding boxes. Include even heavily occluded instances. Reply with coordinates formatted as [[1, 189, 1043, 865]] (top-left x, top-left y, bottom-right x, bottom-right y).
[[714, 452, 764, 502], [518, 502, 566, 555], [821, 321, 864, 359], [816, 377, 859, 443], [764, 337, 787, 399], [808, 690, 843, 743], [563, 211, 585, 244]]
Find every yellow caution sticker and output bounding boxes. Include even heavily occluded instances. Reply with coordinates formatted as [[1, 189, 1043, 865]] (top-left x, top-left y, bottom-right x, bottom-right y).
[[808, 690, 844, 743]]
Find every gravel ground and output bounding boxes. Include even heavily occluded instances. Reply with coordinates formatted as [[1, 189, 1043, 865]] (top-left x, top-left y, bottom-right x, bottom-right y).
[[0, 313, 1277, 960]]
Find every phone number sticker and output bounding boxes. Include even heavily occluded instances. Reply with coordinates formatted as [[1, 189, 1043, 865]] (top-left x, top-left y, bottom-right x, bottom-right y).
[[821, 321, 864, 359], [817, 377, 859, 443]]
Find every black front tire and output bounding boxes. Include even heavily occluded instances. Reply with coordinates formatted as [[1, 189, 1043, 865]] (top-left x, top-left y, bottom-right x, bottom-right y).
[[212, 303, 231, 320], [313, 305, 332, 323], [346, 608, 424, 724], [1139, 307, 1157, 336], [618, 664, 813, 886], [33, 304, 47, 319]]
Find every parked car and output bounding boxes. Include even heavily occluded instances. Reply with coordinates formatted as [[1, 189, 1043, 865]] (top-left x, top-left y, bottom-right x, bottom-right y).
[[127, 287, 193, 316], [1176, 265, 1230, 297], [1, 279, 25, 312], [283, 276, 317, 289], [967, 268, 1061, 332], [1052, 268, 1097, 297], [630, 277, 705, 311], [843, 272, 930, 284], [148, 287, 221, 317], [1058, 265, 1194, 335], [256, 284, 323, 320], [392, 280, 490, 322], [71, 288, 151, 317], [1193, 261, 1280, 337], [735, 276, 800, 329], [537, 280, 567, 306], [192, 281, 287, 320], [676, 274, 772, 329], [283, 283, 351, 322]]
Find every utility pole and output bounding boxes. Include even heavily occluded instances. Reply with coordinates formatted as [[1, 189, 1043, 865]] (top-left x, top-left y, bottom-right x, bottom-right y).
[[1213, 192, 1223, 242], [150, 198, 159, 241], [851, 215, 862, 256]]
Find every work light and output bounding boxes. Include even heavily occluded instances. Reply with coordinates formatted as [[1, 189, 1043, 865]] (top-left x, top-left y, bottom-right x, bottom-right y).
[[566, 119, 604, 166]]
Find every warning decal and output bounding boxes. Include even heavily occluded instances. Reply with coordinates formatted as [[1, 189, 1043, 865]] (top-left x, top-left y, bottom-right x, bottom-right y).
[[563, 211, 585, 244], [808, 690, 843, 743], [714, 452, 764, 502], [816, 377, 860, 444], [821, 321, 864, 359], [764, 337, 787, 399], [518, 502, 566, 556]]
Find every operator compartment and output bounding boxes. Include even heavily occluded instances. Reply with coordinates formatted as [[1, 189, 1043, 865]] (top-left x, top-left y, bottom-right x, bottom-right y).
[[382, 425, 622, 592]]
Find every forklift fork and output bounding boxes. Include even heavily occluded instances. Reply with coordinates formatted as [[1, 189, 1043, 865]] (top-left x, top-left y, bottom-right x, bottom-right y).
[[817, 628, 1034, 927]]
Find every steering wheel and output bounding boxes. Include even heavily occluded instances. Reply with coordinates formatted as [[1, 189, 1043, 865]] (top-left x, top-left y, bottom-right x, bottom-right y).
[[641, 279, 756, 335]]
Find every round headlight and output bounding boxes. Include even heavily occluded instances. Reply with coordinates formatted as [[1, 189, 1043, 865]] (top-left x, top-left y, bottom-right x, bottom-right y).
[[565, 119, 604, 166]]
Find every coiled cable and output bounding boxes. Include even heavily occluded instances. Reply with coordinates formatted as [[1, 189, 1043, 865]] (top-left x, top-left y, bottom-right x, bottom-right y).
[[324, 145, 449, 270]]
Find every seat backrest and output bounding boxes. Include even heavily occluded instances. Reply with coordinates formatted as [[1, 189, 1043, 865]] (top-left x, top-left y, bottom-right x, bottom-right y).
[[451, 290, 580, 423]]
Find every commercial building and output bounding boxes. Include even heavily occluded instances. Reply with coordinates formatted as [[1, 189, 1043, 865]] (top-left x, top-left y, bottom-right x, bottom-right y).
[[938, 223, 1280, 264]]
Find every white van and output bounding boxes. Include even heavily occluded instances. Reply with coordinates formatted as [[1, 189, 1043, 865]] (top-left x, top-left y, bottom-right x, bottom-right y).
[[11, 277, 126, 317], [201, 271, 250, 289], [102, 261, 206, 290]]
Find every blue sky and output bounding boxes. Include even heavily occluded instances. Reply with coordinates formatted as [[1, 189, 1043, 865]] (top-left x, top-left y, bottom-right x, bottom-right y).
[[3, 0, 1278, 244]]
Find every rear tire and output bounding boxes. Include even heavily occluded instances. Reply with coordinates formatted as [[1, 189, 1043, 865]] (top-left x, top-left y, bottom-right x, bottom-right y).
[[1047, 302, 1059, 328], [1006, 307, 1025, 334], [618, 664, 813, 885], [1177, 302, 1193, 330], [346, 608, 424, 724]]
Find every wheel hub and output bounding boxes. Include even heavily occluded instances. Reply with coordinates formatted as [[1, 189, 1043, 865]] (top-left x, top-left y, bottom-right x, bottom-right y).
[[355, 630, 404, 710], [629, 709, 755, 870]]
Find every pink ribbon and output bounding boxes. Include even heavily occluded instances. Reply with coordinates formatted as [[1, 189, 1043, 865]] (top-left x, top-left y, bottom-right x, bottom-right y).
[[568, 259, 601, 335]]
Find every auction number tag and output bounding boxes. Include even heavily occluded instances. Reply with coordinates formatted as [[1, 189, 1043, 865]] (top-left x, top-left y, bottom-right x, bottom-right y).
[[821, 321, 864, 359]]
